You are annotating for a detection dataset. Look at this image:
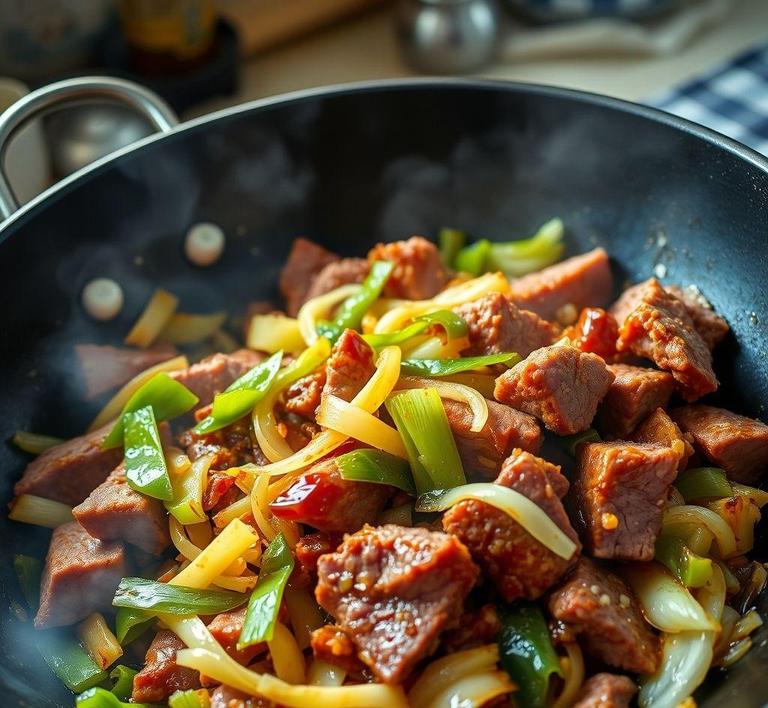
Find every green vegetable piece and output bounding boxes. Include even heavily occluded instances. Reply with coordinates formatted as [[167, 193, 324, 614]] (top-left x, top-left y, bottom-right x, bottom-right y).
[[114, 607, 153, 645], [336, 448, 415, 494], [675, 467, 732, 503], [103, 372, 198, 449], [169, 689, 207, 708], [194, 351, 283, 435], [123, 405, 172, 500], [497, 603, 563, 708], [76, 686, 151, 707], [109, 665, 137, 701], [400, 352, 520, 377], [113, 577, 247, 615], [14, 554, 42, 611], [363, 310, 468, 349], [316, 260, 393, 342], [485, 218, 565, 278], [455, 239, 492, 276], [385, 387, 466, 495], [558, 428, 602, 457], [438, 228, 466, 267], [37, 631, 108, 693], [655, 535, 713, 588], [239, 532, 294, 648]]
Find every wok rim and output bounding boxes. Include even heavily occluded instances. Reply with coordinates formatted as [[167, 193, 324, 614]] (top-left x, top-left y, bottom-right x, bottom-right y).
[[1, 76, 767, 237]]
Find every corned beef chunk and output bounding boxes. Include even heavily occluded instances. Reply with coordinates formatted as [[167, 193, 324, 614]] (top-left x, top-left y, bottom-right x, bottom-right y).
[[279, 237, 339, 316], [672, 405, 768, 484], [171, 350, 264, 407], [494, 345, 614, 435], [295, 532, 342, 580], [611, 279, 717, 401], [596, 364, 675, 438], [454, 292, 554, 358], [443, 450, 579, 601], [443, 398, 542, 476], [665, 284, 729, 350], [305, 258, 370, 301], [322, 329, 375, 403], [368, 236, 448, 300], [441, 604, 501, 653], [14, 423, 122, 505], [282, 369, 326, 418], [132, 630, 200, 703], [574, 442, 679, 561], [310, 624, 368, 676], [35, 522, 126, 628], [180, 408, 263, 469], [507, 248, 613, 320], [572, 673, 637, 708], [315, 524, 478, 683], [270, 458, 393, 534], [73, 464, 170, 554], [208, 607, 264, 665], [630, 407, 694, 471], [203, 472, 239, 512], [548, 559, 659, 674]]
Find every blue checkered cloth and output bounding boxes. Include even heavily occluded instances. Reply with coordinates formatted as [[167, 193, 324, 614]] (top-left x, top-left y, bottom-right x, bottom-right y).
[[652, 44, 768, 157]]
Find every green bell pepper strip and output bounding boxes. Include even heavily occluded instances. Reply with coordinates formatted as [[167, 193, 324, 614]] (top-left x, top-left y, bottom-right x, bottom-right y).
[[675, 467, 732, 502], [169, 689, 209, 708], [400, 352, 520, 377], [558, 428, 602, 457], [238, 532, 294, 648], [113, 577, 247, 615], [193, 351, 283, 434], [485, 218, 565, 278], [75, 687, 151, 707], [385, 388, 466, 496], [363, 310, 468, 349], [335, 448, 415, 495], [114, 607, 153, 645], [316, 260, 393, 342], [123, 405, 173, 500], [655, 535, 713, 588], [454, 239, 492, 276], [497, 603, 563, 708], [103, 372, 198, 449], [14, 554, 42, 610], [108, 665, 137, 701], [438, 228, 465, 267]]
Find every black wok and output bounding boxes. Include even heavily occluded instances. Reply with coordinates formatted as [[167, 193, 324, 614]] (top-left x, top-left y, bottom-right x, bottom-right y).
[[0, 77, 766, 707]]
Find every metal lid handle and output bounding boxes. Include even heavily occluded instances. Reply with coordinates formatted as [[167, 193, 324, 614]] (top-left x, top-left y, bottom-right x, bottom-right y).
[[0, 76, 178, 220]]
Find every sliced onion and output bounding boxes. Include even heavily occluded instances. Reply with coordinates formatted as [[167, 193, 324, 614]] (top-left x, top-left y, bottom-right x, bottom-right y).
[[160, 311, 227, 345], [733, 609, 763, 641], [417, 483, 578, 560], [12, 431, 64, 455], [664, 505, 737, 558], [168, 516, 245, 579], [553, 643, 585, 708], [317, 394, 407, 458], [397, 376, 488, 432], [248, 314, 306, 354], [297, 284, 361, 345], [421, 671, 515, 708], [623, 562, 718, 633], [307, 660, 346, 687], [9, 494, 73, 529], [124, 288, 179, 348], [268, 621, 306, 685]]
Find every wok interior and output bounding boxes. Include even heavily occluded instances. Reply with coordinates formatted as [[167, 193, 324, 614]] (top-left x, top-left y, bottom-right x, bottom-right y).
[[0, 82, 766, 706]]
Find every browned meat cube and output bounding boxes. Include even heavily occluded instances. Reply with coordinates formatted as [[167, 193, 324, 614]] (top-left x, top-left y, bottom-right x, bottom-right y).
[[14, 423, 122, 505], [305, 258, 370, 301], [672, 405, 768, 484], [180, 408, 262, 469], [270, 458, 394, 534], [596, 364, 675, 438], [75, 343, 178, 399], [574, 441, 679, 560], [208, 607, 265, 665], [629, 407, 694, 471], [443, 398, 542, 476], [441, 604, 501, 653], [507, 248, 613, 320], [211, 686, 268, 708], [171, 350, 264, 407], [202, 472, 239, 512], [443, 450, 579, 601], [283, 369, 326, 418], [295, 532, 342, 580], [280, 237, 340, 316], [132, 630, 200, 703], [34, 522, 126, 628], [548, 558, 659, 674], [454, 292, 555, 358], [311, 624, 368, 676], [572, 673, 637, 708], [494, 345, 615, 435], [315, 524, 478, 683], [322, 329, 375, 403], [611, 279, 717, 401], [368, 236, 448, 300], [73, 464, 169, 554], [665, 284, 729, 350]]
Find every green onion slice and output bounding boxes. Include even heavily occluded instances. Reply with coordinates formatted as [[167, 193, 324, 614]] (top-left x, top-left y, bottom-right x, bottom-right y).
[[363, 310, 467, 349], [123, 406, 172, 501], [455, 239, 492, 276], [485, 218, 565, 278], [76, 686, 150, 707], [438, 228, 465, 267], [336, 448, 415, 495], [675, 467, 732, 503], [112, 577, 246, 616], [114, 607, 153, 645], [108, 665, 137, 701], [655, 535, 713, 588], [401, 352, 520, 377]]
